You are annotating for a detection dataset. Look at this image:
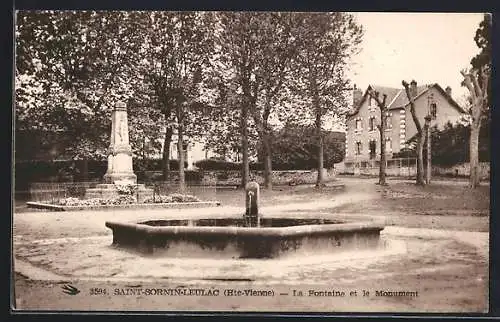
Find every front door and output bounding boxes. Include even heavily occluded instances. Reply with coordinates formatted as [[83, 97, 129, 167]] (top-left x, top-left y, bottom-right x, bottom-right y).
[[369, 140, 376, 159]]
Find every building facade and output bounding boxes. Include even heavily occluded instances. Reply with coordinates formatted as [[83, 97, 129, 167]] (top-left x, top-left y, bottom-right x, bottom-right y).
[[344, 81, 465, 170], [167, 135, 218, 170], [164, 134, 242, 169]]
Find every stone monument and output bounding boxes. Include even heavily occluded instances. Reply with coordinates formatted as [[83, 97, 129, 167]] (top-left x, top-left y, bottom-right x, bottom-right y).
[[85, 101, 153, 202], [103, 101, 136, 184]]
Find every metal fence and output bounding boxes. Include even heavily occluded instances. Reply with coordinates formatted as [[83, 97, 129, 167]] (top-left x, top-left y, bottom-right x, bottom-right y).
[[28, 181, 100, 203], [345, 158, 417, 169], [343, 158, 418, 177], [27, 180, 220, 203]]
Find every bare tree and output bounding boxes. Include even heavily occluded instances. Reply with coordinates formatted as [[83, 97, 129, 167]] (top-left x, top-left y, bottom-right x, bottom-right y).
[[462, 13, 491, 188], [292, 13, 363, 188], [367, 89, 388, 185], [402, 80, 425, 185], [461, 66, 490, 188], [424, 114, 432, 184]]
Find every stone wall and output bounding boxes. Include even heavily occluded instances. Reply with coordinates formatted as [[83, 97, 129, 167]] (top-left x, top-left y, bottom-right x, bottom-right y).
[[141, 169, 337, 186], [201, 169, 337, 186], [340, 160, 490, 180], [355, 166, 417, 177], [432, 162, 490, 179]]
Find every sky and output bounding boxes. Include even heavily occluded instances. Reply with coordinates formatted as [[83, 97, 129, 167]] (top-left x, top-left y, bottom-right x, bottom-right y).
[[346, 12, 484, 102]]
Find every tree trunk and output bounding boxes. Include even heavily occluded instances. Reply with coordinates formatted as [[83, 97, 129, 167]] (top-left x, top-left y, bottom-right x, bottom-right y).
[[379, 109, 387, 186], [425, 118, 432, 185], [312, 77, 323, 187], [241, 103, 250, 188], [177, 134, 186, 193], [379, 139, 386, 185], [142, 137, 146, 162], [416, 135, 425, 185], [317, 132, 324, 186], [262, 132, 273, 189], [81, 158, 89, 182], [460, 68, 489, 189], [162, 125, 173, 181], [315, 109, 324, 187], [177, 127, 186, 193], [403, 81, 425, 186], [469, 124, 481, 188]]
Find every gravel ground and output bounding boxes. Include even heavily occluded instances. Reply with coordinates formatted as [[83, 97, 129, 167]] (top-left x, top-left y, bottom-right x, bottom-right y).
[[12, 177, 490, 313]]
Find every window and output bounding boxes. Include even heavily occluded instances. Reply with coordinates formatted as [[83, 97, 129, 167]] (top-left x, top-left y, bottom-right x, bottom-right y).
[[430, 103, 437, 119], [356, 119, 362, 130], [385, 137, 392, 152], [369, 140, 377, 159], [385, 115, 392, 128], [369, 117, 376, 131], [368, 97, 372, 107], [355, 142, 362, 155]]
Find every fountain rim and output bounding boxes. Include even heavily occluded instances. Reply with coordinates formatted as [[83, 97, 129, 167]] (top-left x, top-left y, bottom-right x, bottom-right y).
[[105, 216, 386, 238]]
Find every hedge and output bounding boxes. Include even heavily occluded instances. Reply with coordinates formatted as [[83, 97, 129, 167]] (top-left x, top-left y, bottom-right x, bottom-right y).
[[133, 159, 188, 171], [184, 170, 203, 182], [15, 158, 190, 189], [194, 159, 240, 171], [193, 158, 321, 171]]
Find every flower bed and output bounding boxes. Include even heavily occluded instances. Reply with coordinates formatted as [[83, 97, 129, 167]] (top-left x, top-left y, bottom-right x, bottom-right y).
[[52, 193, 200, 207], [143, 193, 201, 204], [56, 195, 137, 206]]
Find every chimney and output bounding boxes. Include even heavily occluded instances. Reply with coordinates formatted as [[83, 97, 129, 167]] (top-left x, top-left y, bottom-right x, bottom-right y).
[[410, 80, 417, 98], [445, 86, 452, 97], [353, 84, 363, 108]]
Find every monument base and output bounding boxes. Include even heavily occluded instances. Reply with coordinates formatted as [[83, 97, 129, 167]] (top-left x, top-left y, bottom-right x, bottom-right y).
[[103, 172, 137, 184], [85, 184, 153, 203]]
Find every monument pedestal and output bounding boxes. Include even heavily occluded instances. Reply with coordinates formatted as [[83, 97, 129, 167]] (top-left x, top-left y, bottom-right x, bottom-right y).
[[85, 184, 153, 203], [84, 101, 153, 202], [103, 172, 137, 184]]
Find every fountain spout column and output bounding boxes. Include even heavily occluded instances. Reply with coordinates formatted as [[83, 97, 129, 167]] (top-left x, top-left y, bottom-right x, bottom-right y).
[[244, 181, 260, 227]]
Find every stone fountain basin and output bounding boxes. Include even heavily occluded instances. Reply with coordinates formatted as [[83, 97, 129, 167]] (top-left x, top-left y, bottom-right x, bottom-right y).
[[105, 215, 386, 259]]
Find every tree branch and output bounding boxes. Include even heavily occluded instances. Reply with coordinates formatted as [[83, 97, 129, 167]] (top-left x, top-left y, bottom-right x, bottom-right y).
[[470, 69, 483, 98], [402, 80, 422, 134], [367, 88, 387, 110], [480, 65, 490, 113], [460, 69, 478, 101]]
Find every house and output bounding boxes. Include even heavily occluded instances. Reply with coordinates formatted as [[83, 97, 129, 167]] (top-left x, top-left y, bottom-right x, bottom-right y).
[[166, 134, 220, 169], [159, 131, 243, 170], [344, 81, 466, 171]]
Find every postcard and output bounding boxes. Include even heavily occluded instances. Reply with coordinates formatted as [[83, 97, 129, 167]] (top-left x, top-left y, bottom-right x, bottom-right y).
[[12, 11, 490, 314]]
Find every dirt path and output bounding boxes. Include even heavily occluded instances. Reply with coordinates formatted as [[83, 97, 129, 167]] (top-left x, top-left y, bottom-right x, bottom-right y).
[[13, 226, 488, 312], [12, 177, 490, 312]]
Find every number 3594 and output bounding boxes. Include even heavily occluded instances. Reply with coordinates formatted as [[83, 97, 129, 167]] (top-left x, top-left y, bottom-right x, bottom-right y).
[[90, 288, 107, 295]]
